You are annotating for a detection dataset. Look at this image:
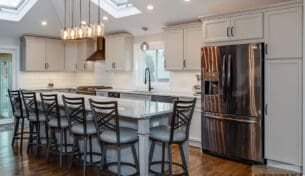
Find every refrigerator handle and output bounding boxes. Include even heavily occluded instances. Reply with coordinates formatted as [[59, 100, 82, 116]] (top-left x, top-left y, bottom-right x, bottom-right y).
[[227, 54, 232, 96], [222, 55, 227, 101]]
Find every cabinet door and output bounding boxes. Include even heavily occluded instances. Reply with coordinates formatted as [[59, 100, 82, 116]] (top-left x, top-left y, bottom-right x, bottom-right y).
[[77, 40, 95, 72], [265, 7, 302, 59], [165, 29, 184, 70], [105, 36, 125, 71], [189, 109, 201, 147], [46, 39, 65, 71], [64, 41, 78, 72], [230, 13, 263, 41], [202, 18, 231, 43], [265, 59, 302, 166], [25, 38, 46, 71], [183, 27, 201, 71]]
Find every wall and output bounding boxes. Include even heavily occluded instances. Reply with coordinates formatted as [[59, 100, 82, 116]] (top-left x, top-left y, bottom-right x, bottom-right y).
[[94, 33, 200, 93]]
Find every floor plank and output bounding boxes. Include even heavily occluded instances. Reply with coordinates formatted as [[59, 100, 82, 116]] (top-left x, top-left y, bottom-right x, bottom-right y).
[[3, 130, 301, 176]]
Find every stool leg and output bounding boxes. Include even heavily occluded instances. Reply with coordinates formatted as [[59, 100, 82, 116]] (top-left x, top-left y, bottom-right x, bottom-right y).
[[64, 129, 67, 153], [27, 122, 33, 153], [36, 122, 41, 157], [89, 136, 93, 165], [46, 128, 54, 162], [20, 118, 25, 154], [148, 141, 155, 166], [167, 144, 173, 176], [117, 146, 121, 176], [161, 143, 166, 173], [12, 118, 20, 147], [99, 142, 106, 175], [131, 143, 139, 171], [83, 137, 87, 176], [69, 137, 78, 169], [59, 128, 64, 168], [45, 122, 49, 148], [179, 144, 189, 176]]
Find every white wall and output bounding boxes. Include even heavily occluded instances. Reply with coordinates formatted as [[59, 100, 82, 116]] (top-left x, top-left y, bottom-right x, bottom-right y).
[[94, 33, 200, 93]]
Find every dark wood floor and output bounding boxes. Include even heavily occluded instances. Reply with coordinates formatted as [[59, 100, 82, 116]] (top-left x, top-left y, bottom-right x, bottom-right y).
[[1, 130, 300, 176]]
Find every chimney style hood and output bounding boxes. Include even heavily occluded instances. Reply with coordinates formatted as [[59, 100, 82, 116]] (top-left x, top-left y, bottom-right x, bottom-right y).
[[86, 37, 105, 61]]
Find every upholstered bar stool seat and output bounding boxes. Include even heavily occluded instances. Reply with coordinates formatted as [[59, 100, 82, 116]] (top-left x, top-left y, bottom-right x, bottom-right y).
[[70, 121, 97, 135], [100, 127, 138, 144], [48, 117, 69, 128], [150, 125, 186, 143], [28, 114, 47, 122]]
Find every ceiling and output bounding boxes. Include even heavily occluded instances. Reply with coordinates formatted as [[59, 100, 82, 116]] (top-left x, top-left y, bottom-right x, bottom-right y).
[[0, 0, 293, 40]]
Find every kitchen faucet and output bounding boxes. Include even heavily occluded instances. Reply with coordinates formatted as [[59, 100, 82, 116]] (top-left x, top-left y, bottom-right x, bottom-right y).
[[144, 68, 153, 92]]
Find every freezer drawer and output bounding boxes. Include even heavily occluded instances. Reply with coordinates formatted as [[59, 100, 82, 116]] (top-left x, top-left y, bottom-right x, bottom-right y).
[[201, 112, 263, 163]]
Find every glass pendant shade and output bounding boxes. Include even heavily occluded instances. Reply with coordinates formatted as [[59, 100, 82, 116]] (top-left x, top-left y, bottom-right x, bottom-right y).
[[69, 28, 76, 40], [94, 23, 105, 37], [76, 26, 85, 39], [86, 24, 94, 38], [61, 28, 69, 40]]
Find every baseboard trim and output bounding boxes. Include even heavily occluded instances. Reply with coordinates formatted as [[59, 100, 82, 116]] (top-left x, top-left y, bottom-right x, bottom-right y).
[[267, 159, 302, 173], [189, 137, 201, 148]]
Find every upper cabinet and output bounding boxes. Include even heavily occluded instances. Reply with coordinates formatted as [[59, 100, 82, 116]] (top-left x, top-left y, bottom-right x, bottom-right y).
[[64, 39, 95, 72], [264, 7, 302, 59], [202, 13, 263, 43], [165, 23, 202, 71], [105, 33, 133, 71], [21, 36, 65, 71]]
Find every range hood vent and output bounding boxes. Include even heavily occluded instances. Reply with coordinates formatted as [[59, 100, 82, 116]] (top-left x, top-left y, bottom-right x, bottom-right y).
[[86, 37, 105, 61]]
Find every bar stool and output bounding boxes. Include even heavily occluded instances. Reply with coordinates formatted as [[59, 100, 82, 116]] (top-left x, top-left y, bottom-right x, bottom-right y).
[[89, 99, 139, 176], [21, 91, 49, 156], [149, 98, 196, 176], [62, 95, 101, 176], [40, 93, 72, 168], [8, 89, 29, 154]]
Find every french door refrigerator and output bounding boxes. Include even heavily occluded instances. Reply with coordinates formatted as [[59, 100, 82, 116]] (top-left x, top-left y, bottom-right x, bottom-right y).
[[201, 43, 264, 163]]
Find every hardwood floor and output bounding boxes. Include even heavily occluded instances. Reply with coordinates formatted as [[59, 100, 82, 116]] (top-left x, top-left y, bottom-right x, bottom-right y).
[[2, 130, 301, 176]]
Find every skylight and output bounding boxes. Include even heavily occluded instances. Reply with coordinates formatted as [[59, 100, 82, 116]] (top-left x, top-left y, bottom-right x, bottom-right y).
[[91, 0, 141, 19], [0, 0, 37, 22], [0, 0, 25, 10]]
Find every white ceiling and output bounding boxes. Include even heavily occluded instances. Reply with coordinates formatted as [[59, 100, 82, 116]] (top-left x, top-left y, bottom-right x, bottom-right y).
[[0, 0, 293, 39]]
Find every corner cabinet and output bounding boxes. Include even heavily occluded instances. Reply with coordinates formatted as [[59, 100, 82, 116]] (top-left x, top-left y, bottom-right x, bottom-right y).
[[265, 59, 302, 166], [202, 13, 263, 43], [21, 36, 65, 71], [64, 39, 95, 72], [164, 23, 202, 71], [105, 33, 133, 71]]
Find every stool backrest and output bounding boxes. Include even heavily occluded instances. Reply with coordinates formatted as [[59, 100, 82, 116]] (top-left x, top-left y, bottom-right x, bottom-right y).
[[40, 94, 61, 126], [89, 99, 119, 142], [21, 91, 39, 121], [62, 95, 87, 133], [170, 98, 196, 143], [8, 89, 23, 118]]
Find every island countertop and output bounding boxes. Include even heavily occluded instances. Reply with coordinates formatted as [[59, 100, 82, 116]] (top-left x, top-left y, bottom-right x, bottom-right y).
[[36, 91, 173, 119]]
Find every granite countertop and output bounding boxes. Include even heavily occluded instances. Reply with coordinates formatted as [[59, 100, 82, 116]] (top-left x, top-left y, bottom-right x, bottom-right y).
[[96, 88, 201, 99], [37, 92, 173, 120]]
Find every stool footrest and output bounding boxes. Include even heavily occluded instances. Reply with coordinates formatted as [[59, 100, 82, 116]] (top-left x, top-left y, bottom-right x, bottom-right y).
[[149, 160, 187, 176]]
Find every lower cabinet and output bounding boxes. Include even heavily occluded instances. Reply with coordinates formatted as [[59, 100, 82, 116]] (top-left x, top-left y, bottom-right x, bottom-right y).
[[189, 108, 201, 148], [265, 59, 302, 166]]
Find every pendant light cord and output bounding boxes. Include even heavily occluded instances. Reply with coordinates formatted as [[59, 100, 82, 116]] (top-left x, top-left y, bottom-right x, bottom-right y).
[[64, 0, 66, 29], [88, 0, 91, 24], [79, 0, 82, 26], [72, 0, 74, 27], [98, 0, 100, 24]]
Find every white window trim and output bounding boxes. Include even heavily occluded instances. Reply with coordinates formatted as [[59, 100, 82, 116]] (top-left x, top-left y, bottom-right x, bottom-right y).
[[134, 41, 171, 91]]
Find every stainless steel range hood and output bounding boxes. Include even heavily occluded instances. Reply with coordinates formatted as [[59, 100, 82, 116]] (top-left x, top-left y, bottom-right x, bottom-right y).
[[86, 37, 105, 61]]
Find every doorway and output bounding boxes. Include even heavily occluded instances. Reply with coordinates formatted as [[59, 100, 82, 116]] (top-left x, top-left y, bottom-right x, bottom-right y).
[[0, 53, 12, 124]]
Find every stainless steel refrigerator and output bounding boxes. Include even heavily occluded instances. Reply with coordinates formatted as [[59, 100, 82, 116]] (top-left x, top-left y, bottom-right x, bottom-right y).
[[201, 43, 264, 163]]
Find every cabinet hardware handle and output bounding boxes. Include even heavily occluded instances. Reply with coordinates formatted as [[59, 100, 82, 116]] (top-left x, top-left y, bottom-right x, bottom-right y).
[[84, 63, 86, 69], [183, 60, 186, 68], [227, 27, 230, 37], [75, 64, 77, 70], [112, 62, 114, 69], [47, 63, 49, 69], [265, 44, 268, 55], [113, 62, 116, 69], [265, 104, 268, 115], [231, 26, 234, 37], [44, 63, 47, 69]]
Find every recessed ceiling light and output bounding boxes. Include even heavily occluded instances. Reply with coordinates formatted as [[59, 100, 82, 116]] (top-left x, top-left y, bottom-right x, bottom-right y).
[[103, 16, 108, 21], [184, 0, 191, 2], [41, 20, 47, 26], [81, 20, 87, 25], [147, 4, 154, 10]]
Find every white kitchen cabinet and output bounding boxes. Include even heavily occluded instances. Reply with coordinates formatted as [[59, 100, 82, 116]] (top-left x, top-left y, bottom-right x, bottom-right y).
[[64, 41, 78, 72], [265, 59, 302, 166], [46, 39, 65, 71], [202, 18, 231, 43], [165, 29, 184, 70], [77, 39, 95, 72], [202, 13, 263, 43], [21, 36, 65, 71], [105, 33, 133, 71], [189, 107, 201, 148], [183, 27, 202, 70], [230, 13, 263, 41], [264, 7, 302, 59]]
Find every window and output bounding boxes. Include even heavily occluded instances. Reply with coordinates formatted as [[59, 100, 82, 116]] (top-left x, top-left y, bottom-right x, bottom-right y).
[[144, 49, 170, 83], [92, 0, 141, 18], [0, 0, 37, 22]]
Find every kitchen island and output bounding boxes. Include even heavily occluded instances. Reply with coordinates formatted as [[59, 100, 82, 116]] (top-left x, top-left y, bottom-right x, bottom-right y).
[[35, 91, 182, 176]]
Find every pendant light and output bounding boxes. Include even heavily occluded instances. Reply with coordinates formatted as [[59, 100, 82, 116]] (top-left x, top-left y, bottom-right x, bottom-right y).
[[86, 0, 94, 38], [60, 0, 68, 40], [76, 0, 85, 39], [140, 27, 150, 51], [94, 0, 105, 37], [69, 0, 76, 39]]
